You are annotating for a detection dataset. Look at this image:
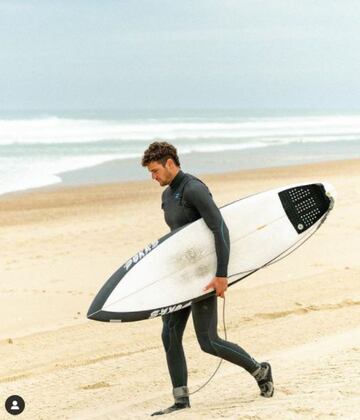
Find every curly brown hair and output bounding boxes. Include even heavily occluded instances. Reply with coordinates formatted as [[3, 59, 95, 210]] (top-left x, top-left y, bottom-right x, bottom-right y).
[[141, 141, 181, 167]]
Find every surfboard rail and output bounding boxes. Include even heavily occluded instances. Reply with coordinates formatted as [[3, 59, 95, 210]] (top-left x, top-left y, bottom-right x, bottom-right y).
[[87, 182, 335, 323]]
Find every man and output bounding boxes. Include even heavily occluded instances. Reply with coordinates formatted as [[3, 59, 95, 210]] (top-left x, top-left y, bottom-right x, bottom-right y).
[[141, 141, 274, 416]]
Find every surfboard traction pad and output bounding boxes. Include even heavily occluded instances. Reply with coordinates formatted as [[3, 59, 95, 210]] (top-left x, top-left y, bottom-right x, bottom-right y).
[[278, 183, 331, 234]]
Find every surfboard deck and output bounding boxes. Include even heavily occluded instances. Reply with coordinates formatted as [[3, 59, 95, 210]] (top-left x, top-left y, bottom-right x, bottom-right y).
[[87, 182, 335, 322]]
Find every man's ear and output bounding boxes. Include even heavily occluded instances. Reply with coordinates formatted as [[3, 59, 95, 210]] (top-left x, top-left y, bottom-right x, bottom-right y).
[[166, 158, 174, 169]]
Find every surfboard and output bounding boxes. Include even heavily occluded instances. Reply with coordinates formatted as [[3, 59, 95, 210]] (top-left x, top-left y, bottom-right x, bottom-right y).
[[87, 182, 335, 323]]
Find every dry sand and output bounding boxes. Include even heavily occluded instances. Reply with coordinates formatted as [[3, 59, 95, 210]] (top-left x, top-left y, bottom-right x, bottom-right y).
[[0, 159, 359, 419]]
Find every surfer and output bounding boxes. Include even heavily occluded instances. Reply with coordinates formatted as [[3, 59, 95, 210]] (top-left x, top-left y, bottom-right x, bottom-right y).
[[142, 141, 274, 415]]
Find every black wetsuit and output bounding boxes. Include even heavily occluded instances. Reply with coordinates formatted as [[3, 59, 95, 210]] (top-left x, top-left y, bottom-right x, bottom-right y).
[[161, 170, 260, 390]]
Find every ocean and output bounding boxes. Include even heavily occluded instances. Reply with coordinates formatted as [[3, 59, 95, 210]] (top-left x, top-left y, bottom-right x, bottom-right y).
[[1, 110, 360, 196]]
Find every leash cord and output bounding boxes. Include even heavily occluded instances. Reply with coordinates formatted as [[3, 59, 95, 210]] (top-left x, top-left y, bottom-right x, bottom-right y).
[[188, 208, 331, 396], [188, 295, 227, 396]]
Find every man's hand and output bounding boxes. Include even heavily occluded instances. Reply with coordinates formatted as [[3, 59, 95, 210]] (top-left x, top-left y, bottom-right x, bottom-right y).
[[203, 276, 228, 298]]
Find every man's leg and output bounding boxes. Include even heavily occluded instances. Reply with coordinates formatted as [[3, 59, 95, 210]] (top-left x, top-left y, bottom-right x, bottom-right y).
[[192, 295, 274, 397], [151, 306, 192, 416]]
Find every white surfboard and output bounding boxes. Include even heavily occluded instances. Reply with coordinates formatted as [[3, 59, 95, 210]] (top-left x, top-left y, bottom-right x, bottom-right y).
[[88, 182, 335, 322]]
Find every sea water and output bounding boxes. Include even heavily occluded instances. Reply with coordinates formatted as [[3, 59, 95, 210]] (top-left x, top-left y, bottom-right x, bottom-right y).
[[1, 110, 360, 196]]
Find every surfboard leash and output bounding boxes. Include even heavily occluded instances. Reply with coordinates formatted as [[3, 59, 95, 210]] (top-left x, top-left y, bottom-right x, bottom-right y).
[[188, 295, 227, 396], [188, 206, 332, 396]]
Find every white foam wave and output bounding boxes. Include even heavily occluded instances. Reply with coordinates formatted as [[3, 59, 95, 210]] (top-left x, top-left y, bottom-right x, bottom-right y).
[[1, 115, 360, 145], [2, 113, 360, 196], [0, 153, 129, 196]]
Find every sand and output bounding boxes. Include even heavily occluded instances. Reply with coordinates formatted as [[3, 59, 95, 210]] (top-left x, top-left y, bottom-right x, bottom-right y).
[[1, 159, 359, 419]]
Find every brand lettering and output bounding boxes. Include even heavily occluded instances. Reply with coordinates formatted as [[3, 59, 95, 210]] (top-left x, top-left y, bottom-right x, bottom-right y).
[[125, 259, 133, 270], [149, 301, 192, 319], [123, 240, 159, 271]]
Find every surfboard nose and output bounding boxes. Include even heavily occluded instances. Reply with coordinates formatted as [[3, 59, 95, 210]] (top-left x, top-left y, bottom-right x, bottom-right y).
[[87, 299, 106, 321]]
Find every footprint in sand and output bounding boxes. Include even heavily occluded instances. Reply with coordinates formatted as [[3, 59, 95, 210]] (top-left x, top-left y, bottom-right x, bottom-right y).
[[279, 387, 294, 396], [80, 381, 111, 390], [290, 407, 315, 414]]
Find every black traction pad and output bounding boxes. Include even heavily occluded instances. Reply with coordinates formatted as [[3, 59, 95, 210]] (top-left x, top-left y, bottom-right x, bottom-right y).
[[279, 184, 331, 234]]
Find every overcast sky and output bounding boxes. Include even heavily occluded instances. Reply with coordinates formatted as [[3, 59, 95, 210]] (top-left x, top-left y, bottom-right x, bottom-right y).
[[1, 0, 360, 112]]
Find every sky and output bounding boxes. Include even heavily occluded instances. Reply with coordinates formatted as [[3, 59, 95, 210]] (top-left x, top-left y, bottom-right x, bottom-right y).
[[1, 0, 360, 112]]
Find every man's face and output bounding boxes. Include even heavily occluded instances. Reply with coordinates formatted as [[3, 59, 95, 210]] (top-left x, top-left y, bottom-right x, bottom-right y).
[[147, 160, 173, 186]]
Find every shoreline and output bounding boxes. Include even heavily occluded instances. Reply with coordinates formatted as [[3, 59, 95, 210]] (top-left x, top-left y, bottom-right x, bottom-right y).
[[2, 155, 360, 202], [2, 136, 360, 198]]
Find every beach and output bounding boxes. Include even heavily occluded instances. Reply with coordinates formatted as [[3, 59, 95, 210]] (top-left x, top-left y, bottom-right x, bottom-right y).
[[1, 158, 359, 419]]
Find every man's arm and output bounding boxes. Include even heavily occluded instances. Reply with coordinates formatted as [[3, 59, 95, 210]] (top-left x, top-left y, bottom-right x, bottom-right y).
[[184, 181, 230, 296]]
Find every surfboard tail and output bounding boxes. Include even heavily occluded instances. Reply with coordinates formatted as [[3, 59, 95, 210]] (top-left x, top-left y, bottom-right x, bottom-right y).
[[323, 182, 336, 210], [279, 183, 335, 234]]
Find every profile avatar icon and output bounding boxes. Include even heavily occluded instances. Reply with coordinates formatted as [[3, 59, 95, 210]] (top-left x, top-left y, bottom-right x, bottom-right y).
[[11, 400, 20, 410], [5, 395, 25, 415]]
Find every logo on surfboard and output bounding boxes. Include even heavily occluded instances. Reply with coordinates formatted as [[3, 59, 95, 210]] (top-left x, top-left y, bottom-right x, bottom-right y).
[[148, 301, 192, 318], [124, 240, 159, 271]]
